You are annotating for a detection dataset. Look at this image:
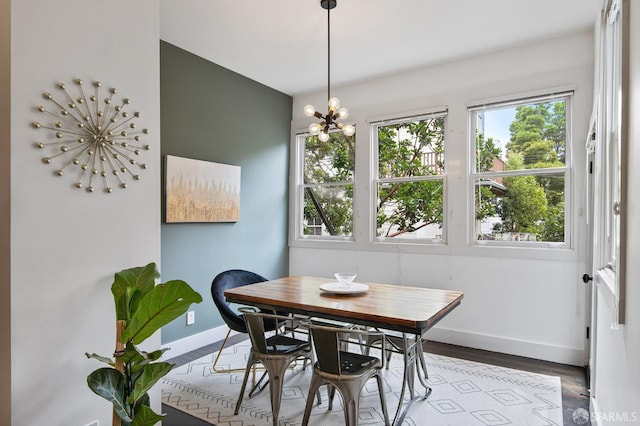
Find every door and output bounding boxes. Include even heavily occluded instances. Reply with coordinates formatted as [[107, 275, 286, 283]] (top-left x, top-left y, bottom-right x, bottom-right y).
[[583, 142, 596, 396]]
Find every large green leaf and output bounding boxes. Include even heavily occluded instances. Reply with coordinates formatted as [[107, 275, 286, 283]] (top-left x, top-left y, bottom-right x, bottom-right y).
[[127, 362, 174, 405], [118, 342, 146, 365], [145, 348, 168, 362], [121, 280, 202, 344], [112, 263, 160, 320], [87, 367, 132, 423], [129, 347, 171, 376], [85, 352, 115, 367], [131, 403, 165, 426]]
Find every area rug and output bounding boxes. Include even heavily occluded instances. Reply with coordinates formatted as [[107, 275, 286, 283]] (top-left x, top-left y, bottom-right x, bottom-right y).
[[161, 341, 562, 425]]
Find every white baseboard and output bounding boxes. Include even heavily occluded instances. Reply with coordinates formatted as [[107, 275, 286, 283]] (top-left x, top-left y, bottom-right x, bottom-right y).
[[426, 326, 585, 366], [161, 325, 237, 359], [590, 397, 601, 426], [161, 324, 585, 366]]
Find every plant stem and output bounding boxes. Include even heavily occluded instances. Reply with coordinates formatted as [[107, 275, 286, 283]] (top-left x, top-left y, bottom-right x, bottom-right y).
[[113, 320, 126, 426]]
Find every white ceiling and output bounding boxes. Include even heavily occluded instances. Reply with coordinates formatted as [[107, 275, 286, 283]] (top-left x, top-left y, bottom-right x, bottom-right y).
[[160, 0, 599, 97]]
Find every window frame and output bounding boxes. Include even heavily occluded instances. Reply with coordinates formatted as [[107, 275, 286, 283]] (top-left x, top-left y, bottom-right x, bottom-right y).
[[294, 130, 356, 242], [592, 0, 628, 324], [370, 109, 448, 245], [468, 91, 574, 249]]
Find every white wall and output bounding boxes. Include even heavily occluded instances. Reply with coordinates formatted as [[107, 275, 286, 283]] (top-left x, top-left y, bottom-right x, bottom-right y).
[[10, 1, 160, 425], [291, 32, 594, 365], [0, 0, 11, 422], [590, 1, 640, 423]]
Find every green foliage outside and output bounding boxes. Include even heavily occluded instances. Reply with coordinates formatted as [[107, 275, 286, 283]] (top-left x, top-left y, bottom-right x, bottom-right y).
[[302, 99, 567, 243], [376, 118, 445, 237], [490, 100, 567, 242], [475, 133, 502, 220], [303, 116, 447, 238], [303, 132, 354, 236], [499, 153, 548, 235]]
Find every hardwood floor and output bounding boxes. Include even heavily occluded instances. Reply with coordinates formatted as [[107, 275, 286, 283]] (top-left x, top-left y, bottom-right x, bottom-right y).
[[423, 341, 590, 426], [162, 336, 590, 425]]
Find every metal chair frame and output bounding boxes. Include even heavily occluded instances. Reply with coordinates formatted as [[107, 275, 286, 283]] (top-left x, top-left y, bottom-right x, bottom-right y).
[[235, 308, 317, 426], [302, 324, 390, 426]]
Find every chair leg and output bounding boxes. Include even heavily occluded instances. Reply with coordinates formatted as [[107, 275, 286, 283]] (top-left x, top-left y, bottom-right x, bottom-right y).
[[212, 328, 248, 373], [264, 358, 292, 426], [248, 370, 269, 398], [328, 385, 336, 410], [234, 354, 255, 415], [376, 374, 390, 426], [340, 382, 363, 426], [302, 373, 325, 426]]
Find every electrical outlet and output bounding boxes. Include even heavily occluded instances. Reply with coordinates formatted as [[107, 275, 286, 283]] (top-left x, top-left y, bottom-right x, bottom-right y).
[[187, 310, 195, 325]]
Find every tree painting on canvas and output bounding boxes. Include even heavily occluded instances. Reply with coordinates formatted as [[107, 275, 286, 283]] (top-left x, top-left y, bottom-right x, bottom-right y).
[[165, 155, 240, 223]]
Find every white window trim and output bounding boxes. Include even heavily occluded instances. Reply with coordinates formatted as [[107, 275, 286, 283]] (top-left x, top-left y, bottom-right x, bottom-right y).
[[591, 0, 628, 325], [467, 91, 574, 250]]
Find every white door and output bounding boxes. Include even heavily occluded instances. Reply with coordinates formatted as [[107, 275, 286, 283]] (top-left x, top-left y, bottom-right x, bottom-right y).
[[583, 142, 596, 396]]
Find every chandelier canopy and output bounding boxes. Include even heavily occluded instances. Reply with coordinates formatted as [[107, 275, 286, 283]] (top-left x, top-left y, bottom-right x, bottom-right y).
[[304, 0, 354, 142]]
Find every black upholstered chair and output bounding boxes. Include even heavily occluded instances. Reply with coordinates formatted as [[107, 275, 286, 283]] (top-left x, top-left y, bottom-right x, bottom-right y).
[[210, 269, 271, 373]]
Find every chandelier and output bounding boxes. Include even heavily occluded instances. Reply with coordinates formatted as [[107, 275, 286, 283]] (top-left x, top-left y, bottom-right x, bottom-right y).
[[304, 0, 355, 142]]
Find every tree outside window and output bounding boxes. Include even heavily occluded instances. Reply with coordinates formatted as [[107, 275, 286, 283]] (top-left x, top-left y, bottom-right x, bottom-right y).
[[471, 93, 571, 245], [373, 113, 446, 241], [300, 131, 355, 237]]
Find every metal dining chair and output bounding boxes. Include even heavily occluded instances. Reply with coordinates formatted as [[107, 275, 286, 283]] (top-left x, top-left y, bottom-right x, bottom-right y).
[[302, 323, 390, 426], [234, 308, 317, 426]]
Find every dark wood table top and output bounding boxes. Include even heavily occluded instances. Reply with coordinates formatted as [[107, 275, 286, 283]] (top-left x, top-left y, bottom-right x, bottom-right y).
[[224, 275, 463, 334]]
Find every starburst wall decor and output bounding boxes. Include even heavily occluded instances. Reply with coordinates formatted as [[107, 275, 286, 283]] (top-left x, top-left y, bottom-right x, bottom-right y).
[[32, 79, 150, 193]]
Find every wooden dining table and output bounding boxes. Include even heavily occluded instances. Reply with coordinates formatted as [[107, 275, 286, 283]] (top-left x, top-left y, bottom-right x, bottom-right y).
[[224, 275, 464, 425]]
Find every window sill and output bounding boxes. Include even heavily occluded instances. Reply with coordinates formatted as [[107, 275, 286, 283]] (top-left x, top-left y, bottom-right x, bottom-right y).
[[290, 236, 578, 261]]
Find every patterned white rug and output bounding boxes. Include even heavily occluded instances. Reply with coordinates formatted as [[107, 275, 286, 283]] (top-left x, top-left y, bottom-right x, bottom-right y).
[[161, 340, 562, 426]]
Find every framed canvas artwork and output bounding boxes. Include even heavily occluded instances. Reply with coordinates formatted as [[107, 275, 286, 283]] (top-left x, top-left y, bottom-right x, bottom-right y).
[[165, 155, 241, 223]]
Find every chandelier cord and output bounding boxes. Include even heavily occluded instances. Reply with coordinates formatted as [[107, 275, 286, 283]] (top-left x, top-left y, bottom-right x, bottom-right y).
[[327, 3, 331, 105], [304, 0, 354, 139]]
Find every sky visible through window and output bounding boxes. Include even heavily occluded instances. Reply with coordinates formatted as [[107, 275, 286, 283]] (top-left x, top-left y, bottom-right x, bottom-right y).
[[483, 107, 516, 159]]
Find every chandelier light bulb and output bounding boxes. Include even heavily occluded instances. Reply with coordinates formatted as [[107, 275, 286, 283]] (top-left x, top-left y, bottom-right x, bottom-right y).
[[342, 124, 355, 136], [336, 107, 349, 119], [318, 131, 330, 142], [303, 105, 317, 117], [328, 97, 341, 111], [309, 123, 322, 135]]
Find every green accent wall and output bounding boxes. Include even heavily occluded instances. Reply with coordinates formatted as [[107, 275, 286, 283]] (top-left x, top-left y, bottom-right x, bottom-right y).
[[160, 41, 291, 344]]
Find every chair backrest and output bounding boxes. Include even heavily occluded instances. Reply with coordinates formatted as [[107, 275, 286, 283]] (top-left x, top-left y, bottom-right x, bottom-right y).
[[242, 309, 308, 355], [309, 325, 344, 375], [309, 324, 385, 375], [211, 269, 268, 332], [243, 311, 270, 353]]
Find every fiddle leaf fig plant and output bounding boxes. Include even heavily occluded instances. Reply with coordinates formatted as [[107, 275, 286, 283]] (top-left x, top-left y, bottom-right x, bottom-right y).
[[86, 262, 202, 426]]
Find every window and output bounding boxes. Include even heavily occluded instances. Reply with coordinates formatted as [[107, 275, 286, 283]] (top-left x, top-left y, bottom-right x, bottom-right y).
[[371, 111, 447, 242], [297, 131, 355, 239], [599, 0, 625, 275], [592, 0, 628, 324], [469, 93, 572, 246]]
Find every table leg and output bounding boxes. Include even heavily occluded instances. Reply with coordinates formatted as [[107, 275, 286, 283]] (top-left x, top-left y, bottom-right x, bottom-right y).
[[392, 334, 432, 426]]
